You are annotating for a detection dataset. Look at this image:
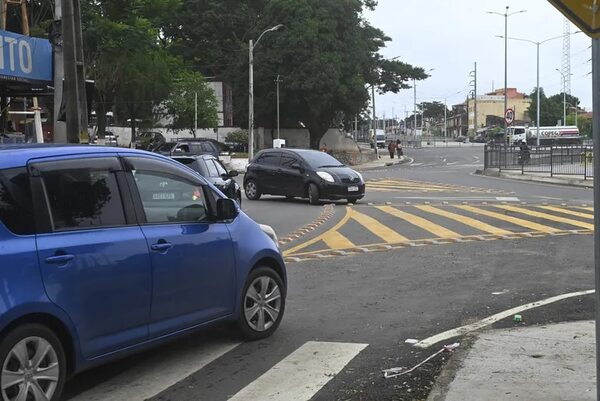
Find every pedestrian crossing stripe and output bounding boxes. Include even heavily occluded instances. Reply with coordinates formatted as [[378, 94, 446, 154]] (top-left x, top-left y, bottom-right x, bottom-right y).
[[69, 339, 368, 401], [366, 179, 506, 194], [283, 204, 595, 259], [229, 342, 367, 401]]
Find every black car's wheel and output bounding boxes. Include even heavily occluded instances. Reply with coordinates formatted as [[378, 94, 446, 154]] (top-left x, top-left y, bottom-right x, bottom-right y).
[[238, 266, 285, 341], [308, 183, 320, 205], [244, 179, 261, 200], [0, 324, 66, 401]]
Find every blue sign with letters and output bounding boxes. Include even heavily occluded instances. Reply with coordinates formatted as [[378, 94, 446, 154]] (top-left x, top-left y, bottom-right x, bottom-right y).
[[0, 30, 52, 83]]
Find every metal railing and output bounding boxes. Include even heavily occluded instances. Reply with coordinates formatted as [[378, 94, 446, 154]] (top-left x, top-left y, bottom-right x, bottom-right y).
[[484, 144, 594, 180]]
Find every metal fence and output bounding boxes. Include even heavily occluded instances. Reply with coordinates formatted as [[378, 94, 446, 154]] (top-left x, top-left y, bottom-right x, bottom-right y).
[[484, 144, 594, 180], [0, 135, 26, 144]]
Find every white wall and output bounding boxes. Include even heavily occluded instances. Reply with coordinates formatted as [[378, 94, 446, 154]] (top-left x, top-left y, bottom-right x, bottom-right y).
[[105, 126, 243, 147]]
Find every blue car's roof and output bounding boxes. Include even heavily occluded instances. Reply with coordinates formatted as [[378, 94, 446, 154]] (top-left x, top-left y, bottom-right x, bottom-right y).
[[0, 144, 165, 169]]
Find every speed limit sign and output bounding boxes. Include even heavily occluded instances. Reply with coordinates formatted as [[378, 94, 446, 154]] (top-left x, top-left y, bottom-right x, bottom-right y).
[[505, 108, 515, 125]]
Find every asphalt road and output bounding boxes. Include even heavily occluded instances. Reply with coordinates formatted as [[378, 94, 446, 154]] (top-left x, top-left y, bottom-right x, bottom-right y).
[[63, 145, 595, 401]]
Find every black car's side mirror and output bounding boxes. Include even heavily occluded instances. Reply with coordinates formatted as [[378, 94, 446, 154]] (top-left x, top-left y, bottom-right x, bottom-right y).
[[291, 163, 304, 173], [217, 198, 239, 221], [228, 170, 239, 178]]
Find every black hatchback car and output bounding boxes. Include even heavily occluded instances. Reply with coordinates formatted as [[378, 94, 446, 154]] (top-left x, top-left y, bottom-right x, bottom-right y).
[[244, 149, 365, 205], [155, 139, 220, 158], [172, 154, 242, 205]]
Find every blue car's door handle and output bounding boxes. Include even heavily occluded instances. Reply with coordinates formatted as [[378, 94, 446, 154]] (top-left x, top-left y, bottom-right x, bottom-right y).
[[45, 254, 75, 265], [151, 242, 173, 252]]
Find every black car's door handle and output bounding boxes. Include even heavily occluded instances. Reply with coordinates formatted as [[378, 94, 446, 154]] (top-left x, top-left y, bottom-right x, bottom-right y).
[[151, 242, 173, 252], [45, 254, 75, 265]]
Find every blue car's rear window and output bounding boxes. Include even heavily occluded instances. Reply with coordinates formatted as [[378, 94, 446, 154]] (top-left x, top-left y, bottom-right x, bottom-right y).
[[0, 167, 35, 235]]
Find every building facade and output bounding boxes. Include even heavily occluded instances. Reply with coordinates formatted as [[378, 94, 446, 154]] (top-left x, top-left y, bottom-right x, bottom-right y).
[[467, 88, 531, 132]]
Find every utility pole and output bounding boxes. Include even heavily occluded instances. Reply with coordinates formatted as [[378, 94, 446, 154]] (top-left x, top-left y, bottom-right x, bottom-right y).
[[413, 79, 417, 134], [444, 98, 447, 138], [62, 0, 88, 143], [53, 1, 66, 142], [474, 62, 478, 135], [592, 37, 600, 401], [275, 74, 283, 140]]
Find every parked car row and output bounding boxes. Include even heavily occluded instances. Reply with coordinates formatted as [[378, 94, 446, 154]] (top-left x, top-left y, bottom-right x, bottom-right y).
[[0, 145, 285, 401]]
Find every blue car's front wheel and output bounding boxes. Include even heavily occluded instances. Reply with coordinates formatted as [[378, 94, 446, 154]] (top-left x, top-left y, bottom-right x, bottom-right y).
[[238, 267, 285, 340]]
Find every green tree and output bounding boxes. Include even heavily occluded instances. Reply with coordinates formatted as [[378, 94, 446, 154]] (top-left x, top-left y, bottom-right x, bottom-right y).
[[166, 0, 426, 148], [164, 70, 218, 135], [528, 88, 580, 126]]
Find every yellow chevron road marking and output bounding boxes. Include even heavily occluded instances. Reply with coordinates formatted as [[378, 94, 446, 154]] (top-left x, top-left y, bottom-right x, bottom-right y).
[[415, 205, 512, 236], [494, 205, 594, 231], [537, 206, 594, 220], [456, 205, 560, 233], [376, 206, 460, 238], [349, 209, 409, 243], [283, 207, 353, 256]]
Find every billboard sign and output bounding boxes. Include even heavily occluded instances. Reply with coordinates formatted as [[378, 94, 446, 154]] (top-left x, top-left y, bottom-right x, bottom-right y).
[[0, 30, 52, 83]]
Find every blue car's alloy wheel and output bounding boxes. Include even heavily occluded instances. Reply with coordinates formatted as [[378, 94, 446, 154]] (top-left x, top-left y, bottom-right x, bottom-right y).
[[0, 324, 65, 401], [238, 267, 285, 340]]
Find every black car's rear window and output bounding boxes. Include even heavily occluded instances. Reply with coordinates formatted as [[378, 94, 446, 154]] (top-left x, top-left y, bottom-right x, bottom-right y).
[[0, 167, 35, 235], [298, 151, 344, 168]]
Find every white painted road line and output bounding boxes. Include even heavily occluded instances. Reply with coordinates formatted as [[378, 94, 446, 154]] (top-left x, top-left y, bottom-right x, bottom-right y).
[[70, 338, 240, 401], [414, 289, 595, 349], [229, 341, 368, 401], [496, 197, 520, 202]]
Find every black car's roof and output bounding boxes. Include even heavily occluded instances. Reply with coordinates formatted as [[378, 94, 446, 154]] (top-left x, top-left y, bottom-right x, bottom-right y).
[[171, 154, 217, 160]]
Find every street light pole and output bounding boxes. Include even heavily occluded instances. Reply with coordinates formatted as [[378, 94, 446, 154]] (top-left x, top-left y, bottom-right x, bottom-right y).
[[487, 7, 526, 141], [498, 34, 570, 146], [275, 74, 282, 140], [248, 24, 283, 160]]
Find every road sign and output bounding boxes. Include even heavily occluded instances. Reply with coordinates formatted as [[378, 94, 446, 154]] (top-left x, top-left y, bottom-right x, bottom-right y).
[[505, 108, 515, 125], [547, 1, 600, 38]]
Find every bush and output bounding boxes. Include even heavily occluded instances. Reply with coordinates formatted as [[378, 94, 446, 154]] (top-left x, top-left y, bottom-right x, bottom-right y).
[[226, 130, 248, 144]]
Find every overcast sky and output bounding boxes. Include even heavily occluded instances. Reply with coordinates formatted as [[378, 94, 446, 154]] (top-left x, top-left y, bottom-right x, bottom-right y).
[[364, 0, 593, 118]]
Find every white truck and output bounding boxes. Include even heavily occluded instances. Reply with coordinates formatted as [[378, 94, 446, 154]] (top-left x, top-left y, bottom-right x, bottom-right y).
[[369, 129, 386, 149], [506, 125, 581, 145]]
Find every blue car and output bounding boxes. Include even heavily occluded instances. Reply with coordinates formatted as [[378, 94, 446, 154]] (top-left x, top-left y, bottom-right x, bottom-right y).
[[0, 145, 286, 401]]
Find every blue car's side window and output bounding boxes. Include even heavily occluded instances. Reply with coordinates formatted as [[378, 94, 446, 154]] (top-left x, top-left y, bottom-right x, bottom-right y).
[[132, 170, 209, 224], [0, 167, 35, 235]]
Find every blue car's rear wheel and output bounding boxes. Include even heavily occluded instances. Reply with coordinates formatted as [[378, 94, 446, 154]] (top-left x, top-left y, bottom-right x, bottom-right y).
[[238, 267, 285, 340], [0, 324, 66, 401]]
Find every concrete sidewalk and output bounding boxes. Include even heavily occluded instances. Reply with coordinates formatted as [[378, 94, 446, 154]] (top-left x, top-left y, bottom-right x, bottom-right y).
[[428, 320, 595, 401], [355, 154, 409, 170], [481, 169, 594, 188]]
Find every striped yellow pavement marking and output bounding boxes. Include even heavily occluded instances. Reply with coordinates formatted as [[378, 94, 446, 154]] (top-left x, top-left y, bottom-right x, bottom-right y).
[[537, 205, 594, 220], [322, 230, 355, 250], [577, 207, 594, 212], [494, 205, 594, 231], [415, 205, 512, 236], [456, 205, 560, 233], [376, 206, 460, 238], [350, 209, 409, 243], [283, 207, 353, 256], [366, 179, 489, 193]]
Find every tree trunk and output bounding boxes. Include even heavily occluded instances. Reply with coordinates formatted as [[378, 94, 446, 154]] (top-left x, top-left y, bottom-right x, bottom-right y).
[[308, 121, 329, 149], [96, 97, 107, 145]]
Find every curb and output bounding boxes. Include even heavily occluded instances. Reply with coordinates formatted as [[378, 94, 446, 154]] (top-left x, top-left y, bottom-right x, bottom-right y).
[[479, 169, 593, 189]]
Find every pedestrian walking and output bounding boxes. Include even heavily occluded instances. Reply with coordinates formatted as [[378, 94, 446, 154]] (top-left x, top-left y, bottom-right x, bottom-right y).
[[396, 139, 403, 157], [388, 141, 397, 159], [320, 143, 328, 153]]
